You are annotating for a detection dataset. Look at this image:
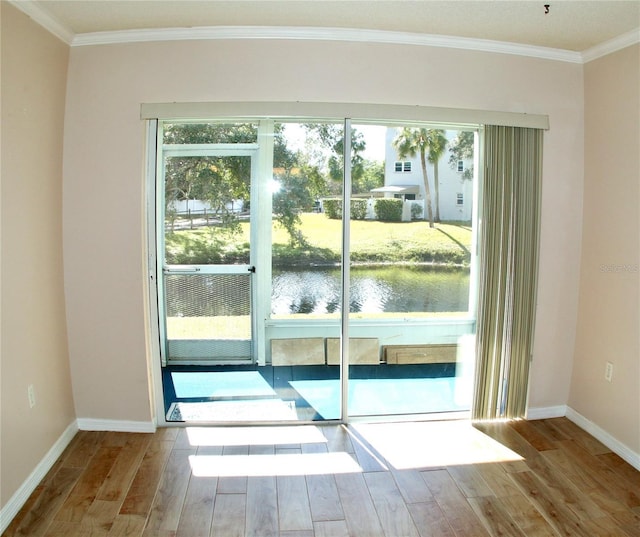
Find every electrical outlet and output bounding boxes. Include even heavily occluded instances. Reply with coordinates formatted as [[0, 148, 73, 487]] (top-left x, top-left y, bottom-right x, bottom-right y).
[[605, 362, 613, 383], [28, 384, 36, 408]]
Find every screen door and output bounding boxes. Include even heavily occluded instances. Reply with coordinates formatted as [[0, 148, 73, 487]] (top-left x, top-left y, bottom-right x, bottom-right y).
[[159, 149, 257, 364]]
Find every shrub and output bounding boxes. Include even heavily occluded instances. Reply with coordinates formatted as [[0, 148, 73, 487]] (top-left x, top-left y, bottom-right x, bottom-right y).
[[411, 202, 423, 220], [374, 198, 403, 221], [323, 198, 341, 219], [323, 198, 368, 220], [351, 199, 368, 220]]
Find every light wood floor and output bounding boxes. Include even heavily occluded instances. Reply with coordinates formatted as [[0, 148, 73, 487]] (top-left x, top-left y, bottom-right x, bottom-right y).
[[3, 417, 639, 537]]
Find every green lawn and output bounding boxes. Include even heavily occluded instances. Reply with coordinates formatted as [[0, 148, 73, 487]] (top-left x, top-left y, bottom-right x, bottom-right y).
[[165, 212, 472, 266]]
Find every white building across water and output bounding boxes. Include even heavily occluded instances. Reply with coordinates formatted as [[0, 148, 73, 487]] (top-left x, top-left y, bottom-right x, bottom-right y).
[[371, 128, 474, 222]]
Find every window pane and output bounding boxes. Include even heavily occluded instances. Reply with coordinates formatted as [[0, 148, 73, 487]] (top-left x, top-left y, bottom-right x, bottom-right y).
[[352, 124, 474, 310], [163, 122, 258, 144], [164, 155, 251, 265], [270, 121, 344, 319]]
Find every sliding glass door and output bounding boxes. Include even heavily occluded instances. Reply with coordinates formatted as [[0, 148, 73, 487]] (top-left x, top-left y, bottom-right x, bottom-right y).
[[153, 115, 478, 424]]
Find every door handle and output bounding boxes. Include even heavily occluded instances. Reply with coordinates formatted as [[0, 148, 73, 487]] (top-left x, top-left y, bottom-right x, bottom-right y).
[[248, 266, 256, 273], [164, 267, 201, 273]]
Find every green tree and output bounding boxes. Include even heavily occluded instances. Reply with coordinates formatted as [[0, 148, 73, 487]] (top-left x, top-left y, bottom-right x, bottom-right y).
[[426, 130, 448, 223], [302, 124, 367, 194], [272, 161, 327, 247], [164, 123, 313, 245], [164, 155, 251, 234], [163, 122, 257, 145], [356, 159, 384, 194], [448, 131, 475, 181], [163, 123, 257, 235], [392, 127, 438, 227]]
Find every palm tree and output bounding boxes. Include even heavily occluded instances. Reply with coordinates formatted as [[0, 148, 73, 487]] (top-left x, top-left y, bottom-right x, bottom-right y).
[[392, 127, 441, 227], [426, 130, 448, 223]]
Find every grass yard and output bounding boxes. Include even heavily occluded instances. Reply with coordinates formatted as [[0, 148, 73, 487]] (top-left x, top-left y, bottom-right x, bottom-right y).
[[165, 212, 473, 266]]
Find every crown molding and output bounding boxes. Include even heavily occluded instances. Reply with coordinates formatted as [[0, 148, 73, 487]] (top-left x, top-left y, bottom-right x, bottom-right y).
[[8, 0, 74, 44], [581, 27, 640, 63], [71, 25, 583, 63], [10, 0, 637, 64]]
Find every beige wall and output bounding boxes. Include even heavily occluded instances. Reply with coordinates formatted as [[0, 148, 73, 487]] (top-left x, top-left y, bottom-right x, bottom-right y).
[[0, 4, 75, 508], [570, 44, 640, 452], [62, 39, 584, 422]]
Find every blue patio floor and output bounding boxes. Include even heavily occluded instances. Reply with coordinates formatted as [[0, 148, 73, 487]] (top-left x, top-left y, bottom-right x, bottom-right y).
[[163, 364, 471, 422]]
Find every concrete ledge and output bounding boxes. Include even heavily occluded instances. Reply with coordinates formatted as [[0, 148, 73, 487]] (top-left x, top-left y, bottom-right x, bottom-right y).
[[384, 343, 457, 364], [326, 338, 380, 365], [271, 338, 325, 365]]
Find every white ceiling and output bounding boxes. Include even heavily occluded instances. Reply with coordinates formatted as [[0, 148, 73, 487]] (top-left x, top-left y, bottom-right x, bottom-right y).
[[14, 0, 640, 53]]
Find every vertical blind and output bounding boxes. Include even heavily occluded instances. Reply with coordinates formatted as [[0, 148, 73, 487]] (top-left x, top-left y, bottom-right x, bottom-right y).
[[473, 125, 543, 420]]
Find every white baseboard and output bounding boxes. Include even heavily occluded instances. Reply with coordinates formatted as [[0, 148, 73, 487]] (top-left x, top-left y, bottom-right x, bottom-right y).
[[0, 418, 156, 533], [0, 420, 79, 535], [525, 405, 568, 420], [77, 418, 156, 433], [565, 407, 640, 471]]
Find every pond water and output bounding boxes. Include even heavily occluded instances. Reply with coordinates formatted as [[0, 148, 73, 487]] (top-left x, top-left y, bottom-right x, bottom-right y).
[[271, 265, 470, 315]]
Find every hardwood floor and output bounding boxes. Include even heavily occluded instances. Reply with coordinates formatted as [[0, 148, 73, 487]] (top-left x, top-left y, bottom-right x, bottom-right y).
[[3, 418, 639, 537]]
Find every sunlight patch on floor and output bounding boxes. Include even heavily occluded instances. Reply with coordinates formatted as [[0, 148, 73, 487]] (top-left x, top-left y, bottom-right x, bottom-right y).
[[351, 420, 523, 469], [189, 452, 362, 477], [186, 425, 327, 447], [172, 371, 275, 398]]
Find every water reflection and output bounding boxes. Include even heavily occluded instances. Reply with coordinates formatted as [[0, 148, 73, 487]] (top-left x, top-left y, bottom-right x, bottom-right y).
[[271, 266, 469, 315]]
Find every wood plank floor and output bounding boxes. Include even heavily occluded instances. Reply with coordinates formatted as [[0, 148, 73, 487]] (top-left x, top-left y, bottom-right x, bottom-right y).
[[3, 418, 639, 537]]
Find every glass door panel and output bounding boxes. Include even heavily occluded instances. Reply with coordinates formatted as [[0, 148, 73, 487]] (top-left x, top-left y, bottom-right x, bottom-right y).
[[267, 121, 344, 420], [347, 122, 477, 418]]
